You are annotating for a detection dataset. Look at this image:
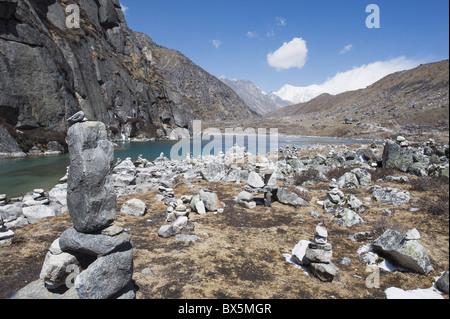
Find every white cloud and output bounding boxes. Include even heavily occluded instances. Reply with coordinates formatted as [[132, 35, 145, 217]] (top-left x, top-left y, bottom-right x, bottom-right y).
[[266, 28, 275, 39], [212, 39, 222, 49], [247, 31, 257, 38], [119, 2, 129, 14], [267, 37, 308, 70], [274, 57, 420, 103], [340, 44, 353, 54], [276, 16, 287, 26]]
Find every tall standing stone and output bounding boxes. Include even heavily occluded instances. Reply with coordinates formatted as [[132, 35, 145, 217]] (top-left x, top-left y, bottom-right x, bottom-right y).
[[66, 122, 116, 233]]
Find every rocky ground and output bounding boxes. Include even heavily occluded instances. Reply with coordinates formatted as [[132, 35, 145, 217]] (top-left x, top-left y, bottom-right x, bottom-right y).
[[1, 138, 449, 299]]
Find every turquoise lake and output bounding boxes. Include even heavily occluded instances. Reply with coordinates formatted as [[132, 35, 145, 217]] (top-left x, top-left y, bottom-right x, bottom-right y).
[[0, 135, 376, 198]]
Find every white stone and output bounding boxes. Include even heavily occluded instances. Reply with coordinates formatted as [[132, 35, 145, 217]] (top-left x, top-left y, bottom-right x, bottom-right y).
[[406, 228, 421, 241], [195, 201, 206, 215]]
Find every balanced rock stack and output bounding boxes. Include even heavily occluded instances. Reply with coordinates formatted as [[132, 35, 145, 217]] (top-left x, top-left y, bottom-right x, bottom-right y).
[[305, 224, 340, 282], [0, 194, 6, 206], [39, 121, 134, 299], [245, 161, 277, 207]]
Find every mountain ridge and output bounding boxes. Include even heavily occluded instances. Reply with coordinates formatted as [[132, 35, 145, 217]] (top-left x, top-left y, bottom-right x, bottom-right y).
[[220, 78, 291, 115], [0, 0, 256, 157], [264, 59, 449, 142]]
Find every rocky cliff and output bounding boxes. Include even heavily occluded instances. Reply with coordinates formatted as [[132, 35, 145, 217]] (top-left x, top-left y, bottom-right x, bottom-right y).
[[0, 0, 255, 156]]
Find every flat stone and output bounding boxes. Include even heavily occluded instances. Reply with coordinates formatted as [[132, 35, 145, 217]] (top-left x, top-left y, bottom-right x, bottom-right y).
[[59, 227, 131, 256]]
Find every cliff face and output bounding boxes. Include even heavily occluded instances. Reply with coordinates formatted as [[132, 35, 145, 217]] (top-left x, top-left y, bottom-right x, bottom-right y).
[[0, 0, 255, 155]]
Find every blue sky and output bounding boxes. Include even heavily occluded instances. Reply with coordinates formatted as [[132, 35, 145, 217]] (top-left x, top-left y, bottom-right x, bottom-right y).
[[120, 0, 449, 95]]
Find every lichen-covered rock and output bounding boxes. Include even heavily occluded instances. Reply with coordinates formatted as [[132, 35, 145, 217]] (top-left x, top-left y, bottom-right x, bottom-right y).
[[372, 186, 410, 206], [372, 229, 434, 275]]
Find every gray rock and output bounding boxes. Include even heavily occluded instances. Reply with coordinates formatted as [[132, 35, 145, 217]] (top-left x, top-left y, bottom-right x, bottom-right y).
[[59, 227, 131, 256], [10, 279, 79, 300], [200, 163, 226, 182], [22, 205, 58, 224], [310, 262, 340, 282], [175, 234, 201, 242], [332, 208, 364, 227], [195, 201, 206, 215], [199, 189, 222, 212], [372, 229, 434, 275], [292, 240, 312, 266], [75, 244, 134, 299], [120, 199, 147, 217], [305, 243, 333, 264], [247, 171, 265, 188], [436, 271, 449, 294], [372, 186, 410, 205], [40, 251, 80, 288], [351, 168, 372, 186], [274, 187, 308, 208], [336, 172, 360, 189], [0, 202, 23, 223], [238, 191, 254, 202], [66, 122, 116, 233], [158, 225, 176, 238], [67, 111, 86, 125]]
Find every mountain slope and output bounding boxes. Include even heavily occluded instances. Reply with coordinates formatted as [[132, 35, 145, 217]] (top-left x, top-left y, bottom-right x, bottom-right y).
[[267, 60, 449, 141], [0, 0, 255, 156], [220, 78, 289, 115]]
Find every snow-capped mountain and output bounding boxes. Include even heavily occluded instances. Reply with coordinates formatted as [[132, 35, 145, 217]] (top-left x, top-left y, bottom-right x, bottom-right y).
[[272, 84, 327, 104], [221, 79, 291, 115]]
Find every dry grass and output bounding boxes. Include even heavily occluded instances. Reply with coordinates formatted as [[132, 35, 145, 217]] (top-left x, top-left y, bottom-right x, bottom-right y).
[[1, 172, 448, 300]]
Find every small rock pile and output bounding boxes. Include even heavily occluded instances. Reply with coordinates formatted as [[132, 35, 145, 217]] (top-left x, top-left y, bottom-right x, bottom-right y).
[[306, 225, 341, 282], [322, 180, 365, 227], [0, 194, 6, 206], [292, 224, 340, 283]]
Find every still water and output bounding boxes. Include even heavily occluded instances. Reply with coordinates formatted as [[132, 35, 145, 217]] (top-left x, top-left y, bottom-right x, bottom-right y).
[[0, 135, 375, 198]]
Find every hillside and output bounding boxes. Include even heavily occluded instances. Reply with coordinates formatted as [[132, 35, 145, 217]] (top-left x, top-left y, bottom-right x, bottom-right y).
[[266, 60, 449, 142], [0, 0, 255, 157], [220, 79, 290, 115]]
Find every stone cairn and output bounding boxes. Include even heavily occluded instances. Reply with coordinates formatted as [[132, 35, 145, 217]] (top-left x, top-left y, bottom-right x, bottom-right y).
[[39, 121, 134, 299], [243, 160, 277, 208], [305, 224, 340, 282]]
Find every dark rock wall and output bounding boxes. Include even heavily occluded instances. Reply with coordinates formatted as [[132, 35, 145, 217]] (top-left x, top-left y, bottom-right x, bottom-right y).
[[0, 0, 255, 155]]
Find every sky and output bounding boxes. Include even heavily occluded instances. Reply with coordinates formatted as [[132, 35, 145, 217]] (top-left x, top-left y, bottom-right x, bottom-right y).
[[120, 0, 449, 95]]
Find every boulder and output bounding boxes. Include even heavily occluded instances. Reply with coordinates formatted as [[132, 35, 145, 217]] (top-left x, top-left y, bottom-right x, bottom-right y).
[[332, 208, 364, 227], [74, 244, 134, 299], [40, 251, 80, 288], [372, 229, 434, 275], [22, 205, 58, 224], [336, 172, 360, 189], [310, 262, 341, 282], [201, 163, 226, 182], [436, 271, 449, 294], [199, 189, 222, 212], [292, 240, 312, 266], [120, 199, 147, 217], [66, 122, 116, 233], [247, 171, 265, 188], [274, 187, 308, 208], [372, 186, 410, 205]]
